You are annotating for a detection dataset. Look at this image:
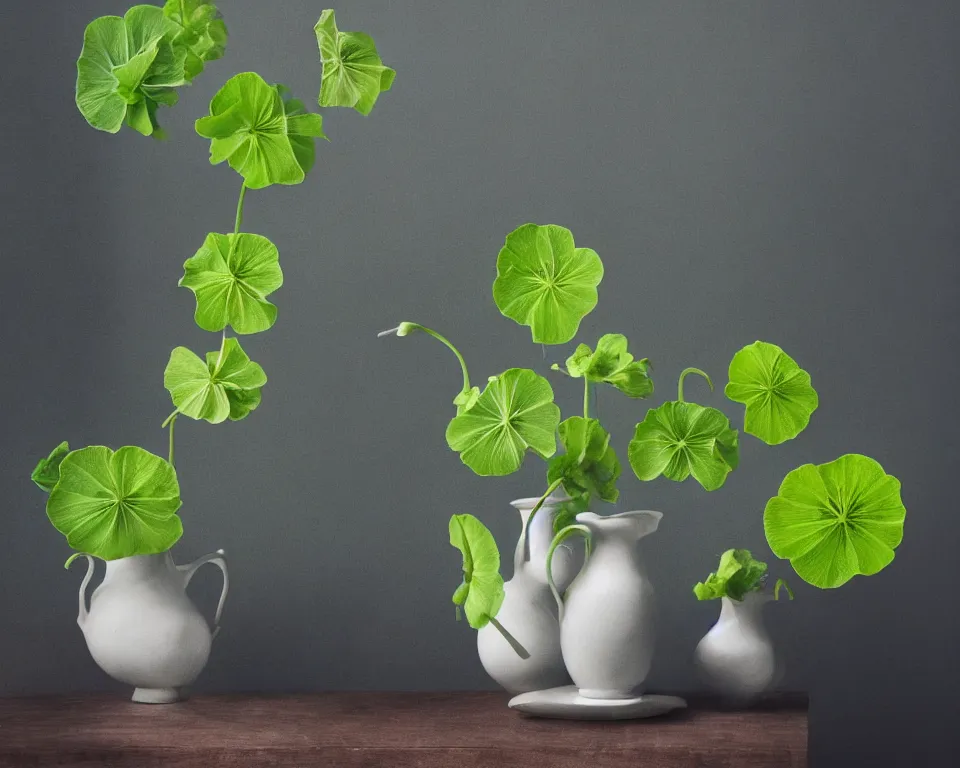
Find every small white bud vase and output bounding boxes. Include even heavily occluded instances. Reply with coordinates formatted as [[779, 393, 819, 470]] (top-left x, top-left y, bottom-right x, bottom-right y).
[[476, 493, 583, 694], [72, 549, 228, 704], [694, 591, 779, 702], [547, 510, 662, 699]]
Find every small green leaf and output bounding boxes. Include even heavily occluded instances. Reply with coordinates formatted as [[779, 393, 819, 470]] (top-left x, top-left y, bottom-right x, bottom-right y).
[[694, 549, 769, 601], [452, 386, 480, 414], [493, 224, 604, 345], [164, 338, 266, 424], [180, 232, 283, 335], [449, 514, 504, 630], [764, 454, 906, 589], [445, 368, 560, 476], [563, 334, 653, 398], [725, 341, 818, 445], [196, 73, 326, 189], [76, 6, 185, 136], [628, 401, 739, 491], [162, 0, 227, 82], [46, 446, 183, 560], [31, 442, 70, 493], [315, 9, 395, 115], [547, 417, 621, 504]]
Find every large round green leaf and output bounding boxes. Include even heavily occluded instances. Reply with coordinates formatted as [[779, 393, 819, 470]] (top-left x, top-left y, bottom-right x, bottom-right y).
[[561, 333, 653, 398], [628, 401, 739, 491], [180, 232, 283, 335], [164, 338, 266, 424], [547, 416, 621, 503], [196, 72, 326, 189], [47, 446, 183, 560], [493, 224, 604, 345], [449, 514, 504, 630], [725, 341, 818, 445], [764, 454, 906, 589], [76, 5, 186, 137], [315, 9, 395, 115], [445, 368, 560, 476]]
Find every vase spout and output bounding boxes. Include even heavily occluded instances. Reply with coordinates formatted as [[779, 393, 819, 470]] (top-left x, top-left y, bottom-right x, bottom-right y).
[[577, 510, 663, 541]]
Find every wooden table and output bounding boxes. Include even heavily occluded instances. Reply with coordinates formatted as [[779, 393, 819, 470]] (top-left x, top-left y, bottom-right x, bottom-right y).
[[0, 692, 808, 767]]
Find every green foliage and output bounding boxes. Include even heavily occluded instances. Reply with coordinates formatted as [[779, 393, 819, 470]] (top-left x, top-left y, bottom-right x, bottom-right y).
[[180, 232, 283, 335], [764, 454, 906, 589], [547, 417, 620, 504], [449, 514, 504, 629], [31, 442, 70, 493], [46, 446, 183, 560], [162, 0, 227, 81], [196, 72, 326, 189], [315, 9, 395, 115], [559, 333, 653, 398], [75, 6, 187, 137], [493, 224, 603, 344], [725, 341, 818, 445], [164, 338, 266, 424], [445, 368, 560, 476], [693, 549, 768, 601]]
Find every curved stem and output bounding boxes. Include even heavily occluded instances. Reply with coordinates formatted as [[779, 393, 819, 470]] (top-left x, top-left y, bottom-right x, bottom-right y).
[[677, 367, 713, 403], [513, 477, 565, 574], [488, 616, 530, 660], [546, 524, 592, 623], [382, 323, 471, 394], [161, 409, 179, 429], [583, 379, 590, 420], [213, 329, 228, 372], [168, 414, 178, 467], [774, 578, 794, 601]]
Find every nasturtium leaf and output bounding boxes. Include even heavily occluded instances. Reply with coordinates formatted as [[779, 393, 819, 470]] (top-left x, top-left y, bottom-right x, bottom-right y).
[[693, 549, 768, 601], [46, 446, 183, 560], [725, 341, 818, 445], [493, 224, 604, 345], [180, 232, 283, 335], [547, 417, 621, 503], [445, 368, 560, 476], [449, 514, 504, 630], [31, 442, 70, 493], [764, 454, 906, 589], [76, 5, 186, 137], [452, 386, 481, 415], [628, 401, 739, 491], [164, 338, 266, 424], [315, 9, 395, 115], [162, 0, 227, 82], [195, 72, 326, 189], [561, 334, 653, 398]]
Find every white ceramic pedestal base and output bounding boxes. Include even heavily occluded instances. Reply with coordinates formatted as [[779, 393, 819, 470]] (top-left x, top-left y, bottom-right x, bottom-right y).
[[132, 687, 183, 704], [508, 685, 687, 720]]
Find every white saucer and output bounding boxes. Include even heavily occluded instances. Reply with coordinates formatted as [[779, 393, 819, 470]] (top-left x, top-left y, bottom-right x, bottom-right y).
[[508, 685, 687, 720]]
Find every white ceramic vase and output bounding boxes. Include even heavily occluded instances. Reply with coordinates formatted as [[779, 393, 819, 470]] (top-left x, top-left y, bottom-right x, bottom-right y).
[[72, 549, 228, 704], [547, 510, 662, 699], [694, 591, 779, 702], [476, 493, 584, 694]]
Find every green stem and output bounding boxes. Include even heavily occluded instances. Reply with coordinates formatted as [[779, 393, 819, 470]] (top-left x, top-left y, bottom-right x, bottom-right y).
[[583, 379, 590, 420], [677, 367, 713, 403], [161, 409, 179, 429], [213, 329, 228, 372], [234, 182, 248, 238], [168, 414, 178, 467], [487, 616, 530, 660], [513, 477, 565, 573], [380, 322, 470, 394], [546, 524, 593, 622]]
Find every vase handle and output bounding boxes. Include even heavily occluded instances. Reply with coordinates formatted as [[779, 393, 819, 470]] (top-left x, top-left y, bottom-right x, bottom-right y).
[[66, 554, 96, 629], [545, 525, 592, 623], [180, 549, 229, 639]]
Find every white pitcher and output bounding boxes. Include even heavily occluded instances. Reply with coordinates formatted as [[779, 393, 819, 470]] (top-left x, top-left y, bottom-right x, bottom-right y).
[[476, 493, 584, 694], [71, 549, 228, 704], [694, 591, 779, 702], [547, 510, 662, 699]]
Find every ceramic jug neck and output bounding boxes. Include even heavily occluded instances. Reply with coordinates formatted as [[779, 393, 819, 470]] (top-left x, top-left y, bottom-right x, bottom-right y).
[[104, 551, 176, 581]]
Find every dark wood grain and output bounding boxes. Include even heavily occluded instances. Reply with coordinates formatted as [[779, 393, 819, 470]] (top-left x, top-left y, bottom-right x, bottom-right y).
[[0, 692, 808, 767]]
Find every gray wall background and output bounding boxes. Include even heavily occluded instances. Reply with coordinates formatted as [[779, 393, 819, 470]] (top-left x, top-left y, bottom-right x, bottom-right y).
[[2, 1, 957, 764]]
